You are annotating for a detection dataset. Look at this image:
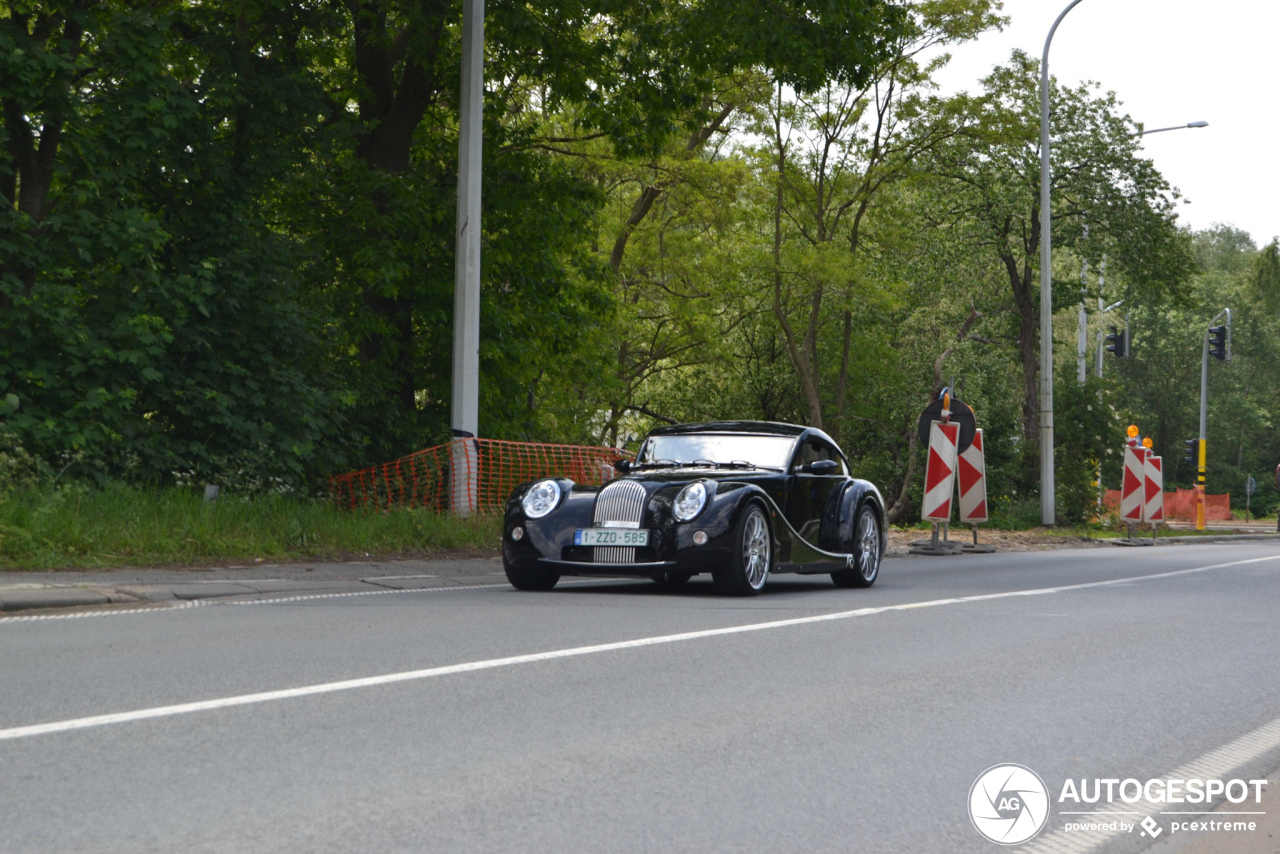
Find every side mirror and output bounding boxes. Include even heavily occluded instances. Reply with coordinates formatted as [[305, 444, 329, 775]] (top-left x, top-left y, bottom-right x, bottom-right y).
[[805, 459, 839, 475], [614, 458, 632, 473]]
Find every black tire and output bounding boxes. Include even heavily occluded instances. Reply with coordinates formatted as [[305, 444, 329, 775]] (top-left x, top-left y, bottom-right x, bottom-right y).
[[832, 504, 881, 588], [714, 502, 772, 596], [654, 571, 694, 588], [503, 557, 560, 591]]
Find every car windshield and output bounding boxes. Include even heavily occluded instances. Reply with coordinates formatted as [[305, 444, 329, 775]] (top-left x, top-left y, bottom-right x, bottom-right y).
[[637, 434, 796, 469]]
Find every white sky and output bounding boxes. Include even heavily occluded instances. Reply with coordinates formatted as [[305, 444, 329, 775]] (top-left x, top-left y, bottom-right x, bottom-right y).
[[929, 0, 1280, 247]]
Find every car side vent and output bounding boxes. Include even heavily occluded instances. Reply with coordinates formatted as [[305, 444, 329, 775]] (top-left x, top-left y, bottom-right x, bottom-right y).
[[593, 480, 647, 563]]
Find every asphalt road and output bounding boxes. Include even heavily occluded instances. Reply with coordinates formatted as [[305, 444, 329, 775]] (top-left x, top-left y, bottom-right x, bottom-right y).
[[3, 543, 1279, 854]]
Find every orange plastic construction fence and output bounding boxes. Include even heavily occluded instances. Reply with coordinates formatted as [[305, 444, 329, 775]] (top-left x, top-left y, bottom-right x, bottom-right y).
[[330, 438, 627, 512], [1102, 488, 1231, 521]]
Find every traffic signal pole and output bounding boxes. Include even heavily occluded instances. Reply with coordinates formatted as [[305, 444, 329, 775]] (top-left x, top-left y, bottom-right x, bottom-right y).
[[1196, 308, 1232, 530]]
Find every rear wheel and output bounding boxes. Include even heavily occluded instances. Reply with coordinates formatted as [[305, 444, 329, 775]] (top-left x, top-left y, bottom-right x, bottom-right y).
[[831, 505, 881, 588], [714, 502, 772, 596], [503, 557, 560, 591]]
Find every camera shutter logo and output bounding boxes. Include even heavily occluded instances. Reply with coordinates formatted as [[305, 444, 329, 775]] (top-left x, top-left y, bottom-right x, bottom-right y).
[[968, 764, 1050, 845]]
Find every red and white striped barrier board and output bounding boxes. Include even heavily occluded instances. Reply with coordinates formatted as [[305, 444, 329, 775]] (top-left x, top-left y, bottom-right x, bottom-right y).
[[1120, 445, 1147, 521], [1143, 454, 1164, 523], [958, 428, 988, 524], [922, 421, 960, 522]]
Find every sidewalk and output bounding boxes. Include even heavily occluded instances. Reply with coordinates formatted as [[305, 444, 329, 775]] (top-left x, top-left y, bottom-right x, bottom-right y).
[[0, 555, 509, 615]]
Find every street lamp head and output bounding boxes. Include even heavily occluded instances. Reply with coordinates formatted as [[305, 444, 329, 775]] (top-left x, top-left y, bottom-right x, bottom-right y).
[[1136, 121, 1210, 137]]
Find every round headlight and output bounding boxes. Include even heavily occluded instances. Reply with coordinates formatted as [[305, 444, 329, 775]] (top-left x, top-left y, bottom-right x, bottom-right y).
[[673, 482, 707, 522], [521, 480, 562, 519]]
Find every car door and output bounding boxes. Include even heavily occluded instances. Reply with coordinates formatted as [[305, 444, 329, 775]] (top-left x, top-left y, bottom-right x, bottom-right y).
[[785, 437, 847, 545]]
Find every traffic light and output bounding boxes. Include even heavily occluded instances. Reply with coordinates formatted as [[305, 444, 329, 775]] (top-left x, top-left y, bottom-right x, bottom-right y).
[[1208, 325, 1229, 361], [1184, 439, 1198, 466], [1105, 325, 1128, 358]]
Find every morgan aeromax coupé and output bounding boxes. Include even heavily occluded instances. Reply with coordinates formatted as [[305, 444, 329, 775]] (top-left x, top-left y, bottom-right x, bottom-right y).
[[502, 421, 887, 595]]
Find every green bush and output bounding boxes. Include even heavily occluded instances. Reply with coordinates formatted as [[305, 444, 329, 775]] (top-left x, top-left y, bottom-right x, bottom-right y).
[[0, 480, 501, 569]]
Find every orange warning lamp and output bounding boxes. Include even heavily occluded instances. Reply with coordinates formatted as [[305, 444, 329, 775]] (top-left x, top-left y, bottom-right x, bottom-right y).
[[1127, 425, 1139, 439], [1142, 437, 1153, 449]]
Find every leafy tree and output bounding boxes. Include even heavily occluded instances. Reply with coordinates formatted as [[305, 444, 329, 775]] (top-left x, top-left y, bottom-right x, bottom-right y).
[[1115, 226, 1280, 517], [919, 52, 1195, 469], [1, 1, 351, 487], [758, 0, 1001, 435]]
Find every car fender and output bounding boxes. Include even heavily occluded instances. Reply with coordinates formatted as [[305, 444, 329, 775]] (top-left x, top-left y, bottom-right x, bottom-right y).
[[698, 480, 800, 556], [822, 479, 887, 556]]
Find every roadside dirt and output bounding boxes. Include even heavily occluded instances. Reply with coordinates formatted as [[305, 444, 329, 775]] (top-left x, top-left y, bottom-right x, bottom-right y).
[[886, 527, 1105, 553]]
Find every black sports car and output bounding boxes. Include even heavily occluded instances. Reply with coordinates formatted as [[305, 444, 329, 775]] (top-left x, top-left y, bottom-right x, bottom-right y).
[[502, 421, 886, 595]]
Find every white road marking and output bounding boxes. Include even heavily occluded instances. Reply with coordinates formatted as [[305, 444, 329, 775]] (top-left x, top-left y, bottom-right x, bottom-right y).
[[1024, 714, 1280, 854], [0, 600, 204, 623], [0, 555, 1277, 742], [363, 573, 440, 580], [220, 577, 617, 606]]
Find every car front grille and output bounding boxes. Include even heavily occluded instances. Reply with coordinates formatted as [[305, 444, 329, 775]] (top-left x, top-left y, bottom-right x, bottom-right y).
[[593, 480, 647, 564]]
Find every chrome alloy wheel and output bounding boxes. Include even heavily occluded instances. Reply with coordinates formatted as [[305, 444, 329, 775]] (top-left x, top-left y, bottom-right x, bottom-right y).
[[857, 509, 880, 581], [742, 507, 771, 589]]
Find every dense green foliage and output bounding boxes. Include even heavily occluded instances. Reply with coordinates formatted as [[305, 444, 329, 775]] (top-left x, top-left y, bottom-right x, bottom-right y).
[[2, 0, 1275, 529]]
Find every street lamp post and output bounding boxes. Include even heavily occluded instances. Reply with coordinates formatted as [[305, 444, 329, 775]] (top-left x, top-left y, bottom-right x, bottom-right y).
[[1040, 0, 1206, 524], [1040, 0, 1087, 526]]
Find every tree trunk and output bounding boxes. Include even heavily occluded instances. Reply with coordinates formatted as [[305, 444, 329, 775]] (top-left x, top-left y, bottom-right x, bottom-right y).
[[1002, 242, 1039, 447], [1, 11, 86, 299], [347, 3, 445, 414], [769, 89, 823, 429], [885, 421, 918, 524]]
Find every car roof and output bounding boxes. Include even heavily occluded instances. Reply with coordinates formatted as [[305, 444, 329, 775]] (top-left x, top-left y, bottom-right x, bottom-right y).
[[646, 420, 807, 438], [641, 421, 848, 465]]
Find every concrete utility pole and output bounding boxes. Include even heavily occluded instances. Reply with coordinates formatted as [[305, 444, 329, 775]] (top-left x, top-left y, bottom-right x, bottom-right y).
[[1094, 258, 1109, 377], [1040, 0, 1087, 526], [450, 0, 484, 515], [1077, 225, 1089, 385]]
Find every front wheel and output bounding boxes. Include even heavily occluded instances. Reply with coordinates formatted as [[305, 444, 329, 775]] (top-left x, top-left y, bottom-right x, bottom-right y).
[[654, 571, 694, 589], [714, 502, 772, 596], [503, 556, 560, 591], [831, 505, 881, 588]]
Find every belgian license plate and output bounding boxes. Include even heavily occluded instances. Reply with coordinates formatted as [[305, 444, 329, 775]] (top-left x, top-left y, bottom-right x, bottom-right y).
[[574, 528, 650, 547]]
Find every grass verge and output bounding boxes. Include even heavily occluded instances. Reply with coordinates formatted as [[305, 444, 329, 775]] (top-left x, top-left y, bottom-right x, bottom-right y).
[[0, 483, 502, 569]]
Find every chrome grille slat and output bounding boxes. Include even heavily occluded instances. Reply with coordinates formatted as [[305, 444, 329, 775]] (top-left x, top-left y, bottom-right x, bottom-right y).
[[592, 481, 647, 564]]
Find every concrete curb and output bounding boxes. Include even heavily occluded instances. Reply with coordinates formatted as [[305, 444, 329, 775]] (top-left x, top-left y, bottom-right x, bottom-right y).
[[0, 573, 516, 615], [0, 587, 124, 611], [1101, 533, 1280, 547]]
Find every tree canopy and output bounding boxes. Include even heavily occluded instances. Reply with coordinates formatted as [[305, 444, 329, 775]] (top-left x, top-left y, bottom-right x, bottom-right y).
[[3, 0, 1272, 523]]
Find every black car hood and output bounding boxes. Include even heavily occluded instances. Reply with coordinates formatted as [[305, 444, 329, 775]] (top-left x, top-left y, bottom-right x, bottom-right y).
[[606, 468, 782, 486]]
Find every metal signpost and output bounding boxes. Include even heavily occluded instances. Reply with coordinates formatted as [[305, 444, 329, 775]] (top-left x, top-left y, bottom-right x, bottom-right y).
[[1245, 475, 1256, 522]]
